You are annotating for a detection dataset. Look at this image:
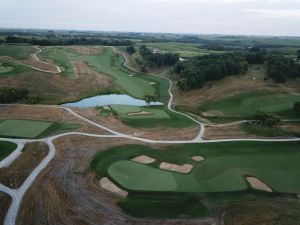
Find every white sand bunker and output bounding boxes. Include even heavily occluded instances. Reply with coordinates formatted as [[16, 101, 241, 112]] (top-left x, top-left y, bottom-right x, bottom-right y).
[[159, 162, 193, 174], [127, 111, 153, 116], [246, 176, 273, 193], [131, 155, 156, 164], [129, 74, 134, 77], [150, 82, 156, 85], [100, 177, 128, 197], [191, 156, 205, 162]]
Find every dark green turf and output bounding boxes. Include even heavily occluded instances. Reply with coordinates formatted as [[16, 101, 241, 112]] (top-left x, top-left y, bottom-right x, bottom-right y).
[[0, 141, 17, 160]]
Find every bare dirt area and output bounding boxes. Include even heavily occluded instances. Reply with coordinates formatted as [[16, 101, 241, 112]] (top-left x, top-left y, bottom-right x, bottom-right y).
[[0, 192, 11, 224], [173, 66, 300, 109], [72, 107, 200, 141], [65, 46, 102, 55], [0, 105, 110, 135], [0, 63, 113, 104], [17, 135, 212, 225], [203, 124, 255, 140], [0, 142, 48, 188], [280, 123, 300, 136]]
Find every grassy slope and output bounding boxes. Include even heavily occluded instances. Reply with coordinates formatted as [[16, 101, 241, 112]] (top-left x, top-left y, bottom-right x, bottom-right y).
[[0, 62, 30, 77], [0, 141, 17, 160], [200, 91, 300, 118], [0, 45, 35, 60]]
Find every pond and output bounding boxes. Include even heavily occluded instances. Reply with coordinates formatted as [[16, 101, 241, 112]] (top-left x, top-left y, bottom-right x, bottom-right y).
[[62, 94, 164, 108]]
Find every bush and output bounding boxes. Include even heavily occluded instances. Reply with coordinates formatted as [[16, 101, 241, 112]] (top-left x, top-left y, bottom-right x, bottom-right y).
[[294, 102, 300, 116]]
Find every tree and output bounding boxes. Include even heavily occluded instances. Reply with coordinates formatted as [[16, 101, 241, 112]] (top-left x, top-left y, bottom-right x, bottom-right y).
[[297, 50, 300, 61], [144, 95, 156, 106], [254, 111, 281, 127], [293, 102, 300, 116], [126, 46, 135, 55]]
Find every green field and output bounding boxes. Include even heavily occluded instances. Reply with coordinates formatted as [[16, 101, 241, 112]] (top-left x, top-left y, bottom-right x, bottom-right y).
[[0, 119, 80, 138], [92, 142, 300, 194], [0, 141, 17, 160], [0, 45, 35, 60], [200, 91, 300, 118]]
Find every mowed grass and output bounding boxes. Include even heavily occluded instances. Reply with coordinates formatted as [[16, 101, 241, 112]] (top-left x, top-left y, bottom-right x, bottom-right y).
[[111, 105, 170, 119], [41, 46, 170, 101], [0, 45, 35, 60], [92, 142, 300, 194], [0, 141, 17, 160], [0, 119, 80, 139], [0, 119, 53, 138], [200, 91, 300, 118]]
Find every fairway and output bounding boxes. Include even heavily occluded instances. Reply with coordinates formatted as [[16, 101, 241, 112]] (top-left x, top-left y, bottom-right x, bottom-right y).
[[0, 141, 17, 160], [200, 91, 300, 117], [0, 119, 53, 138]]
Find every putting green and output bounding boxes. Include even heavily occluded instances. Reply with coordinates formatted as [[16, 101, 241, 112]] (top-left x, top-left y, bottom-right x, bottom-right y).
[[111, 105, 170, 119], [0, 119, 53, 138], [95, 142, 300, 194], [0, 141, 17, 160]]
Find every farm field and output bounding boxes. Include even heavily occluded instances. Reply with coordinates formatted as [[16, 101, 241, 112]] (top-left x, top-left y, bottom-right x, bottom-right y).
[[200, 91, 300, 118], [0, 119, 80, 138], [0, 141, 17, 160]]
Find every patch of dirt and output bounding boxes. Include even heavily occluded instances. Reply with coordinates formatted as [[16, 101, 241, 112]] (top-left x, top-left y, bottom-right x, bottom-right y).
[[159, 162, 193, 174], [203, 124, 256, 140], [202, 111, 224, 117], [0, 192, 11, 224], [65, 46, 102, 55], [100, 177, 128, 198], [17, 135, 212, 225], [0, 142, 48, 188], [246, 177, 273, 193], [280, 123, 300, 135], [0, 105, 109, 135], [131, 155, 156, 164], [72, 107, 200, 141], [0, 62, 113, 104]]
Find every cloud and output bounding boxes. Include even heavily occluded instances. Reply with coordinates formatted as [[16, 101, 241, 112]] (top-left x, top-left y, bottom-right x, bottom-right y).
[[245, 9, 300, 18]]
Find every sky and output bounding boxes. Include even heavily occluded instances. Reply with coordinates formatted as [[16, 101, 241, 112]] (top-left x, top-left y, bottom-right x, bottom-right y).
[[0, 0, 300, 36]]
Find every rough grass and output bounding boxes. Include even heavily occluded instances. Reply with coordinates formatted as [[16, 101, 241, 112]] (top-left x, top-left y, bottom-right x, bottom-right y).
[[0, 141, 17, 160], [241, 124, 290, 137], [0, 45, 35, 60], [0, 62, 29, 77]]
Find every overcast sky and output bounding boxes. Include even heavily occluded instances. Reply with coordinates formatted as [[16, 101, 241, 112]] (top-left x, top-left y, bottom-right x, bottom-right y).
[[0, 0, 300, 36]]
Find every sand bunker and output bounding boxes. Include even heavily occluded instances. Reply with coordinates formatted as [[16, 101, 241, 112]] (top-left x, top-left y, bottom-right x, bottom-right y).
[[150, 82, 156, 85], [246, 176, 273, 192], [191, 156, 205, 162], [100, 177, 128, 197], [131, 155, 156, 164], [159, 162, 193, 174], [127, 111, 153, 116], [129, 74, 134, 77]]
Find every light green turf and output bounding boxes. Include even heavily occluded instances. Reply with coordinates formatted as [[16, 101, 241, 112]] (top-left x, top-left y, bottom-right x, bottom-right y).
[[96, 142, 300, 194], [111, 105, 170, 119], [0, 45, 35, 60], [0, 65, 13, 73], [200, 91, 300, 117], [0, 119, 53, 138]]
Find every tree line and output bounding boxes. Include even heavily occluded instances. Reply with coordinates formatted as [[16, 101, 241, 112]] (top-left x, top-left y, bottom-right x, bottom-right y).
[[4, 35, 132, 46], [0, 87, 39, 104]]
